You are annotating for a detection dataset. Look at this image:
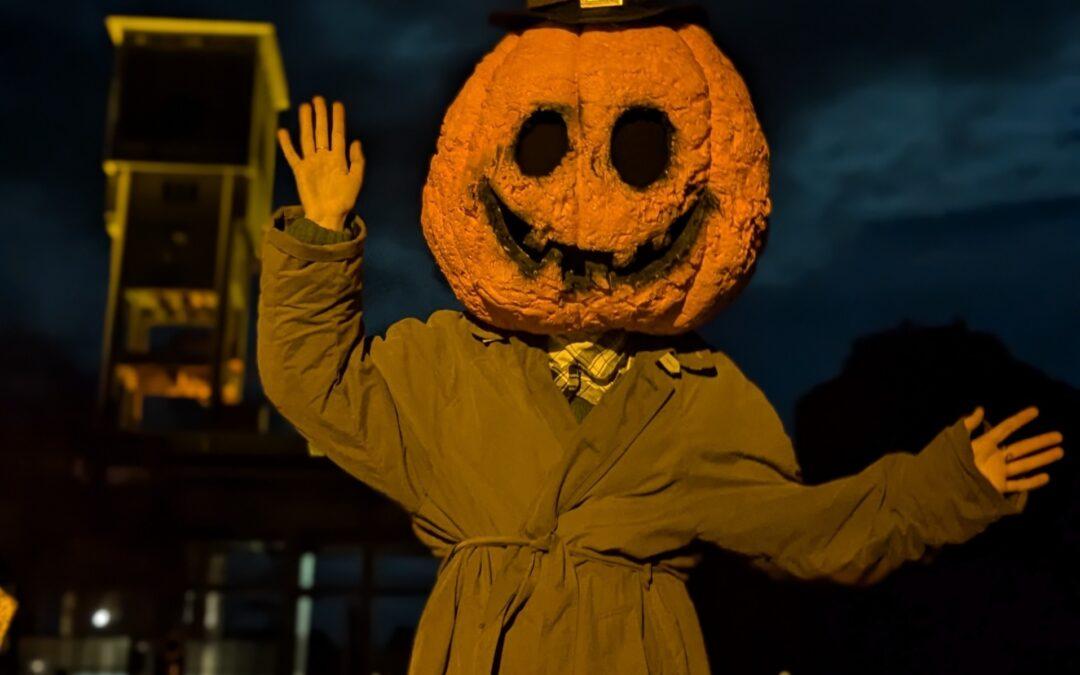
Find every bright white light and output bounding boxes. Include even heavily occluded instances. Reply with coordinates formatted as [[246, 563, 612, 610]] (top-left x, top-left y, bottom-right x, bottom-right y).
[[29, 659, 47, 674], [91, 607, 112, 628]]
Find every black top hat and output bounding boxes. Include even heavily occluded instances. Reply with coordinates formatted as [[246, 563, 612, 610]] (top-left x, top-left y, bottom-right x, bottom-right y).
[[490, 0, 707, 30]]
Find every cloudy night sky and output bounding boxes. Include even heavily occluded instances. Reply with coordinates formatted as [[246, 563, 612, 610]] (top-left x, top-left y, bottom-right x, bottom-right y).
[[1, 0, 1077, 423]]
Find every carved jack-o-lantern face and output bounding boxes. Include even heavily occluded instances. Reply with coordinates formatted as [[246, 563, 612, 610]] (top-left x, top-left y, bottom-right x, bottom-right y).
[[421, 23, 770, 335]]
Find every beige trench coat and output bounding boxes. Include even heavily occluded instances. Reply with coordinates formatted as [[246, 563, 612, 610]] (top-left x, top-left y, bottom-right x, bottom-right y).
[[257, 208, 1024, 674]]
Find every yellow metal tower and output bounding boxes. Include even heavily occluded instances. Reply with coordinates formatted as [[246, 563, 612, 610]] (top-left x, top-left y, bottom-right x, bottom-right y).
[[100, 16, 289, 429]]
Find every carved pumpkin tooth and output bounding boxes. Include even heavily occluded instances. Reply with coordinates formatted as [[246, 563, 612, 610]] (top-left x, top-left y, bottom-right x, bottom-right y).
[[586, 261, 611, 290], [523, 230, 546, 252], [421, 24, 771, 334]]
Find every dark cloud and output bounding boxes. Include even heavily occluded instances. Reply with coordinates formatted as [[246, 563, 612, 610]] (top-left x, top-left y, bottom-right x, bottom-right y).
[[706, 195, 1080, 421], [707, 0, 1079, 114]]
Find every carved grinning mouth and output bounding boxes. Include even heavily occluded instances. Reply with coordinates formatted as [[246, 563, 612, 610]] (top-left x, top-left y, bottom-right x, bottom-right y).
[[480, 181, 711, 289]]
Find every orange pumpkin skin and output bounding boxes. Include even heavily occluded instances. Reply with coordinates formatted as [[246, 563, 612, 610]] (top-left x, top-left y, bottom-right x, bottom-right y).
[[421, 23, 770, 336]]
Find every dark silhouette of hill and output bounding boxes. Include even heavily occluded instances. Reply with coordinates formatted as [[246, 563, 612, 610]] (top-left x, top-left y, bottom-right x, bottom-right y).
[[690, 321, 1078, 675]]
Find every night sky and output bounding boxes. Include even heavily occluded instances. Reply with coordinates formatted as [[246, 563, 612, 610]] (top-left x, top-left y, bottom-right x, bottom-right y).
[[1, 0, 1077, 424]]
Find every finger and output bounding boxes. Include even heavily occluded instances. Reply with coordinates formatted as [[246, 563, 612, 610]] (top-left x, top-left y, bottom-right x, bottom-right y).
[[299, 102, 315, 156], [963, 407, 984, 433], [348, 139, 365, 178], [277, 129, 301, 168], [1003, 473, 1050, 493], [332, 101, 346, 156], [987, 406, 1039, 444], [1006, 447, 1064, 477], [1004, 431, 1064, 460], [313, 96, 329, 150]]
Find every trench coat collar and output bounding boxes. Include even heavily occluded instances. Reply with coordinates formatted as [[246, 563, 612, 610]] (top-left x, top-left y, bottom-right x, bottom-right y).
[[461, 312, 717, 376]]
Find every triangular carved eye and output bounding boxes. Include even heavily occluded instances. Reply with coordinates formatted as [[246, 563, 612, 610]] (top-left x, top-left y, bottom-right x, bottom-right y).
[[515, 109, 570, 177], [611, 106, 672, 188]]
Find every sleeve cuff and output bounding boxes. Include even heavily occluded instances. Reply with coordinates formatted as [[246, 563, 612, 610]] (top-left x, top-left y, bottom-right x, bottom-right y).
[[285, 217, 358, 245], [264, 205, 366, 262]]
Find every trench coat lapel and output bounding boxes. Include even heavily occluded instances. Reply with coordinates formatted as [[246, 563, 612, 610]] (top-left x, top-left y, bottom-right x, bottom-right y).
[[523, 349, 676, 537], [463, 315, 694, 535], [519, 340, 581, 443]]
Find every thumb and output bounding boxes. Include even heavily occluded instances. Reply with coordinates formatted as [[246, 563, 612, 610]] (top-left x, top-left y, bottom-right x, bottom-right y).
[[348, 139, 365, 181], [963, 406, 984, 433]]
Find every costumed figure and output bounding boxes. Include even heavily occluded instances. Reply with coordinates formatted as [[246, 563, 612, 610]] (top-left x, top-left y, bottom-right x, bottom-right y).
[[259, 1, 1064, 672]]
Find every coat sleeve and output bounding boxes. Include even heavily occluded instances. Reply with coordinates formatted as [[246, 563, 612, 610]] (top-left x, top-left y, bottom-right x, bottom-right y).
[[690, 355, 1026, 585], [257, 206, 428, 512]]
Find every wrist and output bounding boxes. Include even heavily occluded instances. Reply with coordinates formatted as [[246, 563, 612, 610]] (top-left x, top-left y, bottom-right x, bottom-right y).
[[304, 211, 348, 232]]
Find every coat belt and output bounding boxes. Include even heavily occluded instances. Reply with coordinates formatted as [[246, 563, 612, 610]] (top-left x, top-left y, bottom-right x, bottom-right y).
[[438, 533, 688, 674]]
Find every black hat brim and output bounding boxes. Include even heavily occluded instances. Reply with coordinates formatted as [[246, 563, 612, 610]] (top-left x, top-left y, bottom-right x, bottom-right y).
[[490, 2, 707, 31]]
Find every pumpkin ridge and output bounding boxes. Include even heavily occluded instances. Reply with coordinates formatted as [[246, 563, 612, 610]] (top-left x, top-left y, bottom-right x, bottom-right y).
[[424, 34, 519, 310]]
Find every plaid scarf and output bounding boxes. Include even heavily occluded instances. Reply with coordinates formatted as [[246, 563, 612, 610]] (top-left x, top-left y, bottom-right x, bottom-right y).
[[547, 331, 631, 405]]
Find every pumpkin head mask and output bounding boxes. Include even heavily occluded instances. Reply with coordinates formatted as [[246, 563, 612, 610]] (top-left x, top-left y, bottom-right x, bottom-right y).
[[421, 10, 770, 336]]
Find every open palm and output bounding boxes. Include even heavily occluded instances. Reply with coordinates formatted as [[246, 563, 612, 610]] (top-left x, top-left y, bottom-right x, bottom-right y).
[[964, 406, 1064, 493], [277, 95, 365, 232]]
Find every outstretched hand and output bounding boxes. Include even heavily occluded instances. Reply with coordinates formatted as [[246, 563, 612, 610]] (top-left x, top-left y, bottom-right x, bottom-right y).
[[964, 406, 1064, 494], [277, 96, 365, 232]]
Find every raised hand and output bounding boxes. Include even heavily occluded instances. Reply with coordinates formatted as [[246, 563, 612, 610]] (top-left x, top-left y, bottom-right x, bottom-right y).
[[277, 96, 365, 232], [964, 406, 1064, 493]]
